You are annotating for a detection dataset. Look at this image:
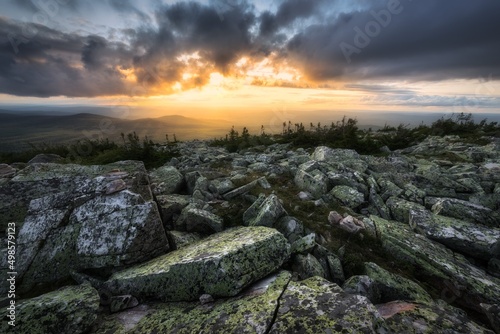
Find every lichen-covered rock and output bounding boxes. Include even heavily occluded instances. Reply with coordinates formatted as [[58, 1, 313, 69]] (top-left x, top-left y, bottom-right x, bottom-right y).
[[363, 262, 434, 305], [244, 194, 286, 228], [480, 303, 500, 333], [313, 245, 345, 284], [166, 230, 202, 250], [269, 276, 387, 333], [110, 295, 139, 313], [156, 194, 190, 226], [292, 253, 326, 280], [431, 198, 500, 228], [378, 301, 494, 334], [175, 206, 224, 233], [104, 227, 290, 301], [274, 216, 305, 243], [290, 233, 316, 254], [386, 196, 426, 224], [209, 178, 236, 195], [129, 271, 292, 334], [410, 209, 500, 261], [329, 185, 365, 208], [371, 215, 500, 313], [0, 283, 99, 334], [294, 168, 329, 199], [343, 275, 380, 303], [149, 165, 184, 195]]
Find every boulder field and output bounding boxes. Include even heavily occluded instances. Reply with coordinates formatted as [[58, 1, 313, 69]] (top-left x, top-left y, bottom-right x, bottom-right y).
[[1, 135, 499, 333]]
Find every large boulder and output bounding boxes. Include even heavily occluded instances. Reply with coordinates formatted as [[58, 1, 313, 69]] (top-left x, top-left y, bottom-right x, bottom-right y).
[[104, 227, 290, 301], [329, 185, 365, 208], [294, 169, 329, 199], [431, 198, 500, 228], [4, 162, 169, 295], [269, 276, 387, 333], [175, 206, 224, 233], [125, 271, 292, 334], [410, 209, 500, 261], [1, 283, 99, 334], [371, 215, 500, 313]]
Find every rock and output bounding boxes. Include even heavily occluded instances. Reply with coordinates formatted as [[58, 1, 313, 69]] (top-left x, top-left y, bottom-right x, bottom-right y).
[[156, 194, 190, 226], [292, 253, 326, 279], [364, 262, 434, 305], [431, 198, 500, 227], [209, 178, 236, 195], [297, 191, 312, 201], [369, 188, 391, 220], [337, 215, 365, 234], [130, 271, 292, 333], [104, 178, 127, 195], [410, 209, 500, 261], [274, 216, 305, 243], [104, 227, 290, 302], [386, 196, 426, 224], [110, 295, 139, 313], [294, 168, 329, 199], [199, 294, 214, 305], [244, 194, 286, 228], [290, 233, 316, 254], [166, 230, 202, 250], [27, 153, 64, 164], [149, 166, 184, 195], [222, 177, 263, 200], [480, 303, 500, 333], [313, 245, 345, 284], [0, 283, 99, 334], [343, 275, 380, 303], [378, 178, 404, 201], [16, 185, 169, 294], [175, 206, 224, 234], [328, 211, 343, 225], [378, 301, 494, 334], [371, 215, 500, 313], [269, 276, 387, 333], [329, 185, 365, 208]]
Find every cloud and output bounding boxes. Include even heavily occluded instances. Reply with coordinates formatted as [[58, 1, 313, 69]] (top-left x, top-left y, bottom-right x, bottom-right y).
[[286, 0, 500, 82], [0, 0, 499, 98]]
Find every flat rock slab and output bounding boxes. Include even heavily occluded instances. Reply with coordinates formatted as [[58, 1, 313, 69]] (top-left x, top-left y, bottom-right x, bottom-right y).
[[1, 283, 99, 334], [104, 226, 290, 301], [269, 276, 386, 333]]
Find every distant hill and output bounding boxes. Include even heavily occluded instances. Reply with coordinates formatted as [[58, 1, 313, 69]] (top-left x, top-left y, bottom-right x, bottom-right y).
[[0, 113, 231, 152]]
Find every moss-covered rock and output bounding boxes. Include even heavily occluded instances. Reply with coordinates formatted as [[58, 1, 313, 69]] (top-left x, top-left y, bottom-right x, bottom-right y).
[[269, 276, 387, 333], [329, 185, 365, 208], [149, 165, 184, 195], [130, 271, 292, 333], [0, 283, 99, 334], [431, 198, 500, 228], [104, 226, 290, 301], [371, 215, 500, 313], [386, 196, 426, 224], [244, 194, 286, 228]]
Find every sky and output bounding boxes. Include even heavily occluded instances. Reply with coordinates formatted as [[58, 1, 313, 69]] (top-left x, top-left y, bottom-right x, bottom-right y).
[[1, 0, 500, 126]]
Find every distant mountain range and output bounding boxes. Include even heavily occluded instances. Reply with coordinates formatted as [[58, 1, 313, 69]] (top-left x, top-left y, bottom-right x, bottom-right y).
[[0, 112, 231, 152]]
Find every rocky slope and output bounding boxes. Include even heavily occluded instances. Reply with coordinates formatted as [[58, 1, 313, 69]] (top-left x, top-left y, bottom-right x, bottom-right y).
[[1, 135, 499, 333]]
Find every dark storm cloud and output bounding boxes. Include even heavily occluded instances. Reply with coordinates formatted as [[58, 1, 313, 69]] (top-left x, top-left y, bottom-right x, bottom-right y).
[[286, 0, 500, 81], [0, 17, 131, 97]]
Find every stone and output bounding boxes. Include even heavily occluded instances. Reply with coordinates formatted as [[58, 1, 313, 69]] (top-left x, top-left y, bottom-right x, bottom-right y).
[[488, 258, 500, 278], [328, 211, 343, 225], [274, 216, 305, 243], [364, 262, 434, 305], [167, 230, 202, 250], [199, 294, 214, 305], [0, 163, 16, 178], [369, 188, 391, 220], [0, 284, 99, 334], [130, 271, 292, 334], [337, 215, 365, 234], [379, 301, 494, 334], [175, 206, 224, 234], [222, 177, 263, 200], [313, 245, 345, 285], [290, 233, 316, 254], [386, 196, 426, 224], [342, 275, 380, 303], [104, 178, 127, 195], [269, 276, 387, 333], [156, 194, 190, 225], [149, 166, 184, 195], [209, 178, 236, 195], [329, 185, 365, 208], [110, 295, 139, 313], [371, 215, 500, 313], [245, 194, 286, 228], [294, 169, 329, 199], [409, 209, 500, 261], [292, 253, 326, 279], [104, 227, 290, 302], [431, 198, 500, 227]]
